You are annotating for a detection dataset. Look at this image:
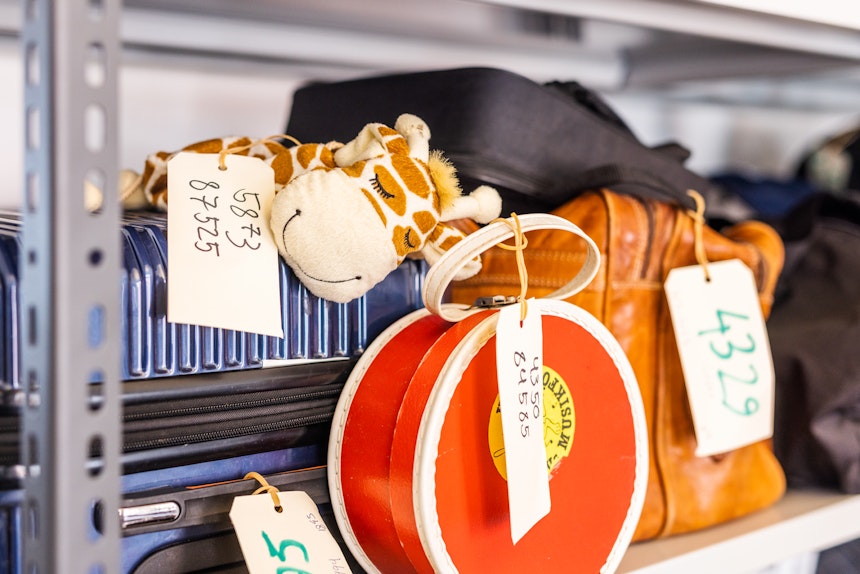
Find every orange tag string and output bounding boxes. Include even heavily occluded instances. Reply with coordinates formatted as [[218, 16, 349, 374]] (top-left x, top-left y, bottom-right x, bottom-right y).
[[686, 189, 711, 282], [218, 134, 303, 171], [244, 471, 283, 513], [491, 213, 530, 322]]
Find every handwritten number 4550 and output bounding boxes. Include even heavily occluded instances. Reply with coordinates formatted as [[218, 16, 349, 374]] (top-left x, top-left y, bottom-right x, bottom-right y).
[[261, 530, 312, 574], [697, 309, 760, 417]]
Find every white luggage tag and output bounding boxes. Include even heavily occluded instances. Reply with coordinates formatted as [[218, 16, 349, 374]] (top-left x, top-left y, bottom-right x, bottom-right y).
[[229, 472, 352, 574], [493, 215, 551, 544], [664, 192, 775, 457], [167, 149, 283, 337]]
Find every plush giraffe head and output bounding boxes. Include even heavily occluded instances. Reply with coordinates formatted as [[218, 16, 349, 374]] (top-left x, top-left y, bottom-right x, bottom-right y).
[[125, 114, 501, 304], [269, 114, 501, 302]]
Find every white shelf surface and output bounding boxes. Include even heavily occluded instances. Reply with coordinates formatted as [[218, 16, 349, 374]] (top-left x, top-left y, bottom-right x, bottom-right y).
[[618, 489, 860, 574]]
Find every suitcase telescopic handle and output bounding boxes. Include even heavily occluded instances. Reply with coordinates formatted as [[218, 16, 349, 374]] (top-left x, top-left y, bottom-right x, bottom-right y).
[[423, 213, 601, 323]]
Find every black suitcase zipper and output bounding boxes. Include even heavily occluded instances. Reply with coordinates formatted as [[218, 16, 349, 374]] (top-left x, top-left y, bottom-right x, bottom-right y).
[[124, 409, 334, 452], [0, 363, 352, 479], [122, 384, 342, 453]]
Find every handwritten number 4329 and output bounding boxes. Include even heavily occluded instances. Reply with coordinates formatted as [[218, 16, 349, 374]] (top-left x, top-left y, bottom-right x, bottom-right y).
[[696, 309, 760, 417]]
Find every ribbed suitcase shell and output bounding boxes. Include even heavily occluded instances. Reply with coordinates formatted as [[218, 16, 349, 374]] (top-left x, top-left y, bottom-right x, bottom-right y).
[[0, 212, 426, 386]]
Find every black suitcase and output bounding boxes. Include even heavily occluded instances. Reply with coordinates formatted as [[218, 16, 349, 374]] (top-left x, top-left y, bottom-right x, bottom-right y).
[[285, 67, 714, 215], [120, 465, 364, 573], [0, 364, 348, 573]]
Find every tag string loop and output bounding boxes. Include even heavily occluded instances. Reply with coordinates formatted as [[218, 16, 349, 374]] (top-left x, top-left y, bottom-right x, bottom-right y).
[[490, 213, 530, 321], [244, 471, 283, 513], [686, 189, 711, 282]]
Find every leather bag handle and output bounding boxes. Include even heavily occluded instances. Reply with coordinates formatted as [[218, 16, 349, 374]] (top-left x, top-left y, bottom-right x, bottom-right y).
[[423, 213, 601, 323]]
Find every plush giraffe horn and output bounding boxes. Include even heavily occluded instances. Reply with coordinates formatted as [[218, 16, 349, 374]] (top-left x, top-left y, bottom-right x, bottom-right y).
[[394, 113, 431, 161], [440, 185, 503, 224]]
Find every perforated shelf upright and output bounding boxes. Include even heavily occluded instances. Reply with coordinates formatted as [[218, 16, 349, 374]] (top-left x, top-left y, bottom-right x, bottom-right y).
[[11, 1, 860, 573], [20, 0, 122, 572]]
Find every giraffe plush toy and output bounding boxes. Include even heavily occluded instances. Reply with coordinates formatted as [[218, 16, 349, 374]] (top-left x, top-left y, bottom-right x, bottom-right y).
[[126, 114, 502, 303]]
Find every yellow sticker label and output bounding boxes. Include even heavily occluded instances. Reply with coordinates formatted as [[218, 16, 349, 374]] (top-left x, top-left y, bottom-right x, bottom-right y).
[[489, 365, 575, 480]]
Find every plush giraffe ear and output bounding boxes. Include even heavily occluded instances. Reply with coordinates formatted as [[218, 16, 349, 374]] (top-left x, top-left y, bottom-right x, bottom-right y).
[[418, 221, 482, 280], [334, 114, 432, 166], [333, 122, 404, 166]]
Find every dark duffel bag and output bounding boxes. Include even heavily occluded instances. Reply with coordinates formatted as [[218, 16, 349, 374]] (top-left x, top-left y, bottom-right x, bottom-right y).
[[285, 67, 714, 215]]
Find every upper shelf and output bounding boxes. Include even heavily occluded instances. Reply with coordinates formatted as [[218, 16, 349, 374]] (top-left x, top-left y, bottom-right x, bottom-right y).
[[480, 0, 860, 59], [2, 0, 859, 94]]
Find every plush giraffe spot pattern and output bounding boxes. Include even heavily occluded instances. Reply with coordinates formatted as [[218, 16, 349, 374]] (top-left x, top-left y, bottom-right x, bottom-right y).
[[361, 187, 388, 228], [296, 145, 320, 169], [438, 233, 462, 252], [392, 225, 420, 257], [372, 165, 408, 216], [271, 151, 295, 186], [391, 155, 433, 199], [413, 210, 437, 234]]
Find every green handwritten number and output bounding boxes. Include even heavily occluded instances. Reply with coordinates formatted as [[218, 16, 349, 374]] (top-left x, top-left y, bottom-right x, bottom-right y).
[[261, 531, 311, 574], [697, 309, 749, 336], [718, 364, 759, 386], [698, 309, 760, 417], [718, 366, 760, 416], [709, 332, 756, 360], [722, 395, 759, 417]]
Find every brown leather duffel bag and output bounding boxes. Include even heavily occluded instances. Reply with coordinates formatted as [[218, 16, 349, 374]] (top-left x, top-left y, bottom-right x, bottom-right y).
[[450, 188, 786, 540]]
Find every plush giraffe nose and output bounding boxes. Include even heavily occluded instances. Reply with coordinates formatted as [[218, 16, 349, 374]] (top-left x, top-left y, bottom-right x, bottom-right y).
[[270, 168, 398, 303]]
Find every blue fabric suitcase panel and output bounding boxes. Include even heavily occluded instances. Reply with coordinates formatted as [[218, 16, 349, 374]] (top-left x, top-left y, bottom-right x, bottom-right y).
[[0, 214, 425, 384]]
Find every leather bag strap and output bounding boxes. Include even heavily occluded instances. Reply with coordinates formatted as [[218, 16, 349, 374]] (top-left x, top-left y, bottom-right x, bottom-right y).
[[423, 213, 601, 323]]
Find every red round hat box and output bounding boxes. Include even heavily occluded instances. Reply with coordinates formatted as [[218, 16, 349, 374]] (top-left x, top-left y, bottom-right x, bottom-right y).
[[328, 214, 648, 573]]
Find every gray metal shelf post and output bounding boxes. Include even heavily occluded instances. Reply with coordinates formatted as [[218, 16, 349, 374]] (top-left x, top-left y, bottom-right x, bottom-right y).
[[20, 0, 122, 572]]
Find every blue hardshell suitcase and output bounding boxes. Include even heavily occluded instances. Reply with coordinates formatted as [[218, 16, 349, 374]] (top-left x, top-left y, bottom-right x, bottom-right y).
[[0, 211, 425, 385], [0, 210, 424, 572]]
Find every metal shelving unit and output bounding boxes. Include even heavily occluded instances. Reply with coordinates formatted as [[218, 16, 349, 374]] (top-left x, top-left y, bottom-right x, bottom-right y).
[[20, 0, 122, 572], [14, 1, 860, 572]]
